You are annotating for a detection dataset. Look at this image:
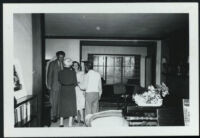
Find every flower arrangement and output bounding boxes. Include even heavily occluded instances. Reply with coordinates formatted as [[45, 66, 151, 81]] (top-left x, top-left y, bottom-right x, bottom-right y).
[[132, 83, 169, 106]]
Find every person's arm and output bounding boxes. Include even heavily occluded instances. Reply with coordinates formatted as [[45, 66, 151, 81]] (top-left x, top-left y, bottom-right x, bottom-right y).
[[73, 71, 78, 86], [80, 73, 88, 91], [47, 61, 53, 90], [98, 76, 102, 100]]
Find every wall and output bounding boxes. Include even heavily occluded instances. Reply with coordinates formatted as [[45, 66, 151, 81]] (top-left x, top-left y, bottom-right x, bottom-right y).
[[45, 39, 80, 62], [32, 14, 43, 126], [161, 29, 189, 65], [161, 29, 189, 98], [82, 45, 147, 87], [14, 14, 33, 98]]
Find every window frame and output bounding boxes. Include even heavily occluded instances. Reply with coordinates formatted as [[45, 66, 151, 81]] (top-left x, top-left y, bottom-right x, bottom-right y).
[[88, 54, 141, 85]]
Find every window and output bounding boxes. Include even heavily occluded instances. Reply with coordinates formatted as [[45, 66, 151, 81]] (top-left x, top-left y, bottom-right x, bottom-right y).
[[89, 54, 140, 85]]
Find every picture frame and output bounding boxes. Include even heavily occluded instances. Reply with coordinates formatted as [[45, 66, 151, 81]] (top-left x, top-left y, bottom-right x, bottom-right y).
[[13, 65, 22, 91]]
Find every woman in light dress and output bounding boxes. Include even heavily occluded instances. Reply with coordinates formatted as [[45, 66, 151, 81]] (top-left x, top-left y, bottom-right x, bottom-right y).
[[72, 61, 86, 124]]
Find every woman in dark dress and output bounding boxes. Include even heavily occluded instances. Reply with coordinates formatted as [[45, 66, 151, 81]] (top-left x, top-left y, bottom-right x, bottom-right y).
[[58, 58, 77, 127]]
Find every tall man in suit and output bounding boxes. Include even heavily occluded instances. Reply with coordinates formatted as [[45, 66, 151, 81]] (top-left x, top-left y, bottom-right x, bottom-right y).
[[47, 51, 65, 122]]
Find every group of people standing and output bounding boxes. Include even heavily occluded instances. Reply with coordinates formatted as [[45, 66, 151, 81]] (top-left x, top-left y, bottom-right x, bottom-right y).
[[46, 51, 102, 127]]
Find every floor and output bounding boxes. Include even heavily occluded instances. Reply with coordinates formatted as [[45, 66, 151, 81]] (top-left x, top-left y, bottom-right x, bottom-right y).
[[50, 118, 85, 127], [48, 101, 121, 127]]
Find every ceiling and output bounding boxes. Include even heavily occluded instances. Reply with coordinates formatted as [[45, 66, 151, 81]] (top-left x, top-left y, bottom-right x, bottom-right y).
[[45, 13, 189, 39]]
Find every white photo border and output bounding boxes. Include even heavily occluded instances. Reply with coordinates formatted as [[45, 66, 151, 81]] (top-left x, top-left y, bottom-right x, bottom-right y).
[[3, 3, 199, 137]]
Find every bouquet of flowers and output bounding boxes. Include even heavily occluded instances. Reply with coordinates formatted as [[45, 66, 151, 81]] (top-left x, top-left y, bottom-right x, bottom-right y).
[[132, 83, 169, 106]]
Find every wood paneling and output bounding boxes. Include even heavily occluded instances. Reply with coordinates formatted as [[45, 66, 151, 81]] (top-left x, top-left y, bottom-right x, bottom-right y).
[[158, 107, 184, 126], [32, 14, 43, 126], [161, 29, 189, 99]]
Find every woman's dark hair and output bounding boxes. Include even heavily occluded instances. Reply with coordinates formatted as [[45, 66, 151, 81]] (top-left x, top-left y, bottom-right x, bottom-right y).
[[56, 51, 65, 57], [84, 61, 93, 73], [72, 61, 81, 70]]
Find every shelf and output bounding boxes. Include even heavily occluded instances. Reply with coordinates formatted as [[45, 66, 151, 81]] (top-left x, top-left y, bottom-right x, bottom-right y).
[[129, 120, 158, 126], [126, 116, 157, 121]]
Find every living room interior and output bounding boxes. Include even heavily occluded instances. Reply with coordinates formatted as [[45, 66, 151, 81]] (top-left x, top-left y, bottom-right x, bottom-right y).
[[13, 13, 189, 127]]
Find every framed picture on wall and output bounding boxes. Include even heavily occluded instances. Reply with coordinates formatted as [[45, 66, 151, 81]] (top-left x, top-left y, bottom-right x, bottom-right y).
[[13, 65, 22, 91], [13, 59, 26, 99]]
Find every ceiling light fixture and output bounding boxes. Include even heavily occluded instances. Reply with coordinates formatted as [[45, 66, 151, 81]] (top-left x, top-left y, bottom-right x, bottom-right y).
[[96, 26, 101, 31]]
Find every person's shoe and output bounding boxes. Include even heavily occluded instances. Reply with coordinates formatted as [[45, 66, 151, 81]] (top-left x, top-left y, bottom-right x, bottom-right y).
[[80, 121, 85, 124], [79, 121, 85, 126], [74, 120, 78, 123], [59, 125, 64, 127]]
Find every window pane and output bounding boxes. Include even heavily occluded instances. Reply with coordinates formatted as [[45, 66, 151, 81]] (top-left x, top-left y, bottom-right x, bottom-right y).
[[106, 76, 114, 84], [123, 67, 127, 76], [92, 55, 140, 85], [115, 57, 121, 67], [131, 57, 135, 66], [124, 67, 134, 77], [123, 56, 131, 66], [107, 67, 114, 76], [93, 56, 98, 66], [98, 67, 104, 78], [115, 67, 122, 76], [99, 56, 105, 66], [129, 67, 134, 77], [114, 76, 121, 84], [107, 56, 114, 66]]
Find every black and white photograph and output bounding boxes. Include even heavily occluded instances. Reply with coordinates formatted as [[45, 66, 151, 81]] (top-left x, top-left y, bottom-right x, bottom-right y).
[[2, 2, 199, 137]]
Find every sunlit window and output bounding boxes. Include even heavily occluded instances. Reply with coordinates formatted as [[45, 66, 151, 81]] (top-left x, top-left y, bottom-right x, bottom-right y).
[[89, 54, 140, 85]]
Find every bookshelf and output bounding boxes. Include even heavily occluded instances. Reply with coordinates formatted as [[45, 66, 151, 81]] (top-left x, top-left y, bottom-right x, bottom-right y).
[[14, 95, 38, 127]]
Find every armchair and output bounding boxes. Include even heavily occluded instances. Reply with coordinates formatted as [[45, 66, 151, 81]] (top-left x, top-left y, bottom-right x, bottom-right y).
[[85, 110, 129, 127]]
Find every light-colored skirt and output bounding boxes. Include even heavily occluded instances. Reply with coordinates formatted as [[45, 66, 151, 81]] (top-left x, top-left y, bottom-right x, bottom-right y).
[[75, 86, 85, 110]]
